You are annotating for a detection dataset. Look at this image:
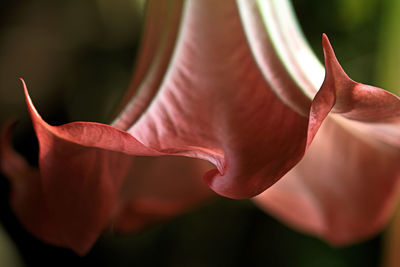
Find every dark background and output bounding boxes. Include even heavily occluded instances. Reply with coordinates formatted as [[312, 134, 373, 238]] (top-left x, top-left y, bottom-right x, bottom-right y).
[[0, 0, 397, 266]]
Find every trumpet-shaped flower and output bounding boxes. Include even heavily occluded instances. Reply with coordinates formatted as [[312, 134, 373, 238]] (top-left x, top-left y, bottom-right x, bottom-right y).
[[1, 0, 400, 255]]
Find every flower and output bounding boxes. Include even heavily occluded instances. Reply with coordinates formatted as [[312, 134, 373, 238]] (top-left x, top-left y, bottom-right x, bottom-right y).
[[1, 0, 400, 255]]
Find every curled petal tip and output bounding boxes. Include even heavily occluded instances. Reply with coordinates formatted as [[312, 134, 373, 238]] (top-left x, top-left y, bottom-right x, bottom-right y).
[[321, 34, 337, 68], [321, 33, 329, 47], [19, 79, 43, 122], [321, 34, 351, 86], [19, 78, 31, 107], [18, 78, 27, 93], [321, 34, 332, 57]]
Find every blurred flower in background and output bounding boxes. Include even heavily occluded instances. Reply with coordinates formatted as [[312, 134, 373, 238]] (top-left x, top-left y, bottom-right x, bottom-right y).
[[0, 0, 399, 266]]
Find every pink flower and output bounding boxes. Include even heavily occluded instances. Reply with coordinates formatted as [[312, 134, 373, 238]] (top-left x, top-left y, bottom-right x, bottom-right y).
[[1, 0, 399, 255]]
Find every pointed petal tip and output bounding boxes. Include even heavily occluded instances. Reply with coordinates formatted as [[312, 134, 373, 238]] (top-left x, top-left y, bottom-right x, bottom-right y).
[[19, 78, 29, 102], [321, 34, 343, 72], [19, 78, 31, 107], [18, 78, 27, 94], [321, 33, 329, 46], [18, 79, 44, 123], [320, 34, 351, 85], [321, 34, 335, 65]]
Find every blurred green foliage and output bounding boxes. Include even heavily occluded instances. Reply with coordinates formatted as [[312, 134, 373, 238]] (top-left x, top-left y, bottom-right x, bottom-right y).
[[294, 0, 383, 86], [0, 225, 23, 267], [376, 0, 400, 93]]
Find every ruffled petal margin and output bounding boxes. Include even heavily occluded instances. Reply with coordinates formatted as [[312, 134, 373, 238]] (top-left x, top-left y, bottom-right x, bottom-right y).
[[1, 0, 399, 254], [1, 82, 214, 254], [254, 35, 400, 245]]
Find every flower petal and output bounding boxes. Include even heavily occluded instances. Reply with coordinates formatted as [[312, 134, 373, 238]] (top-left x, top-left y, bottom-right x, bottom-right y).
[[112, 0, 185, 130], [253, 35, 400, 244], [1, 80, 165, 255], [126, 0, 315, 199], [3, 0, 399, 253], [111, 156, 214, 233], [1, 80, 215, 254], [254, 115, 400, 245]]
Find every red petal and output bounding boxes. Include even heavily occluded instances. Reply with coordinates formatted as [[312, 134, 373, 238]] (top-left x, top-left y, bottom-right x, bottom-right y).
[[253, 35, 400, 245]]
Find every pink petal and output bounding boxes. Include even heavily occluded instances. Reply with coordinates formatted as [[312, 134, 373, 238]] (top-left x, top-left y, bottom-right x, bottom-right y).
[[112, 156, 214, 233], [2, 0, 399, 254], [253, 35, 400, 245], [1, 80, 160, 255], [113, 0, 185, 129], [126, 0, 316, 199], [0, 79, 214, 254]]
